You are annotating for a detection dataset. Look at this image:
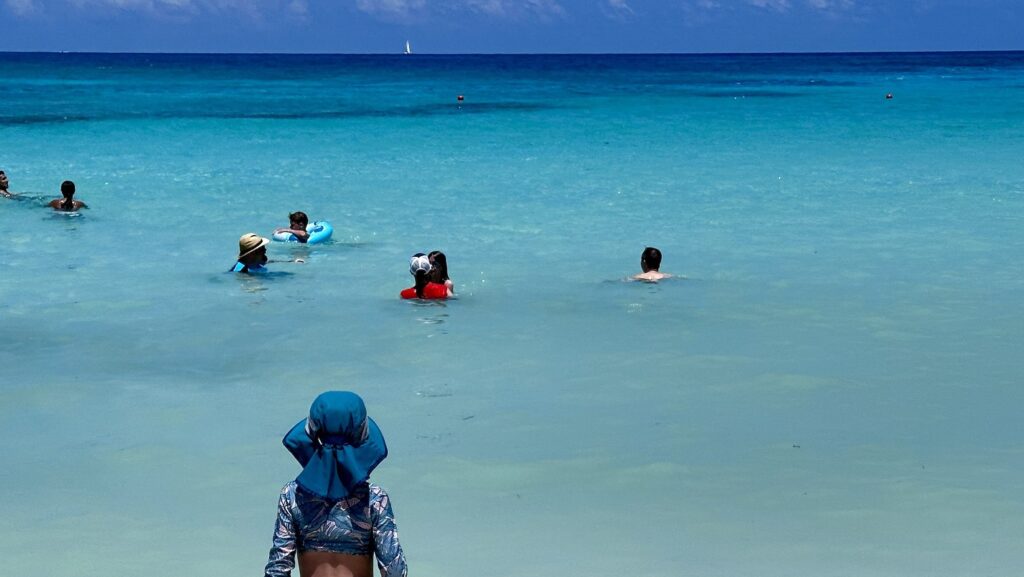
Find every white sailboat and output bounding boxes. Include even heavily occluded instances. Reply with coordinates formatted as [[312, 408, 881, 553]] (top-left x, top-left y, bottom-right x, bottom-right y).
[[404, 41, 412, 55]]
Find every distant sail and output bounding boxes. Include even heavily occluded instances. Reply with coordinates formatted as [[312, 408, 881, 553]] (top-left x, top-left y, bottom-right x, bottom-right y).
[[404, 41, 412, 55]]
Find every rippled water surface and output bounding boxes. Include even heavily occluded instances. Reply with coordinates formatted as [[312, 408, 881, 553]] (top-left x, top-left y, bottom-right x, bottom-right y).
[[1, 52, 1023, 577]]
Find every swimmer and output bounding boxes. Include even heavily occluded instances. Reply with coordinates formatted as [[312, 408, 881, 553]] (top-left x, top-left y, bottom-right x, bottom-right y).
[[231, 233, 304, 273], [48, 180, 87, 212], [632, 246, 672, 282], [401, 254, 448, 299], [274, 211, 310, 244], [0, 170, 12, 198], [428, 250, 454, 296], [264, 391, 408, 577]]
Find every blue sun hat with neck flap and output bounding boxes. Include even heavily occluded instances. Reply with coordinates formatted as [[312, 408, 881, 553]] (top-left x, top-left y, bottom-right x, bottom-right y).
[[283, 391, 388, 501]]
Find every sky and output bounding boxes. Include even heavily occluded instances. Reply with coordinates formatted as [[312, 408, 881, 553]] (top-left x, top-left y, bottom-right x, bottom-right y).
[[1, 0, 1022, 54]]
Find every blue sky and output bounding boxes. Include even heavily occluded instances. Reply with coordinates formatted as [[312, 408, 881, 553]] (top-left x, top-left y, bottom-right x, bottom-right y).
[[2, 0, 1021, 53]]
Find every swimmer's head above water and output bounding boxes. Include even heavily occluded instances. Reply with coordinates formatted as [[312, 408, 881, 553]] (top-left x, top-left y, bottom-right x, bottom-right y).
[[49, 180, 87, 211], [409, 254, 431, 276], [238, 232, 270, 265], [289, 211, 308, 228], [428, 250, 449, 283], [633, 246, 671, 282], [640, 246, 662, 272]]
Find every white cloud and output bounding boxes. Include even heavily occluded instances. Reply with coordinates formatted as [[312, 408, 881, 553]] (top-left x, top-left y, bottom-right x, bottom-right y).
[[5, 0, 40, 15], [600, 0, 634, 21], [354, 0, 426, 19], [349, 0, 568, 21], [457, 0, 565, 19], [804, 0, 859, 19], [7, 0, 566, 21], [38, 0, 303, 19], [806, 0, 855, 10], [463, 0, 508, 17], [287, 0, 306, 16], [524, 0, 564, 18], [606, 0, 633, 15], [682, 0, 860, 15], [748, 0, 791, 11]]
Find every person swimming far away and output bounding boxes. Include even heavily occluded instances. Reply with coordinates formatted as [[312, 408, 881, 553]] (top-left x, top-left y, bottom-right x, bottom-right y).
[[0, 170, 13, 199], [264, 391, 408, 577], [632, 246, 672, 282], [48, 180, 87, 211]]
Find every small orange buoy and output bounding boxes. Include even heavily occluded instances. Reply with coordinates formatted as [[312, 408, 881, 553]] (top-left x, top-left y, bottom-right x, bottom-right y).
[[457, 95, 464, 101]]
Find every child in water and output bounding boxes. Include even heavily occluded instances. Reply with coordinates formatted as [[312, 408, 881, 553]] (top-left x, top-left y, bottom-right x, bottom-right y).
[[274, 211, 310, 243], [428, 250, 455, 296], [401, 254, 450, 299]]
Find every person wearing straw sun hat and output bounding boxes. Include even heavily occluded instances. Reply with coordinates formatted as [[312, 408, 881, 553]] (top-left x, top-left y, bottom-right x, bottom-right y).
[[264, 391, 408, 577], [232, 233, 270, 273], [231, 233, 304, 273]]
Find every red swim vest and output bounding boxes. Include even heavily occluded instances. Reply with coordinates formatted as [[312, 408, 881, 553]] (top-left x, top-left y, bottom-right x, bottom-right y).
[[400, 283, 448, 300]]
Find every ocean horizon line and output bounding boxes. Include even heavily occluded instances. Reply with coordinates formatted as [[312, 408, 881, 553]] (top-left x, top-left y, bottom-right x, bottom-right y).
[[2, 49, 1023, 58]]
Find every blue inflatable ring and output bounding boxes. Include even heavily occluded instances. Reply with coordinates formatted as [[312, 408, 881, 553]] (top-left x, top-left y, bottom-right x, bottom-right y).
[[273, 221, 333, 244]]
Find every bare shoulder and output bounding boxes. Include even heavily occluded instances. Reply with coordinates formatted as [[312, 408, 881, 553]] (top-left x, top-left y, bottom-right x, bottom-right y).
[[632, 271, 672, 282]]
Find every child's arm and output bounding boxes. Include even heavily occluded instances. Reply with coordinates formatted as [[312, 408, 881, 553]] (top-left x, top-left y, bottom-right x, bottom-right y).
[[274, 227, 310, 242]]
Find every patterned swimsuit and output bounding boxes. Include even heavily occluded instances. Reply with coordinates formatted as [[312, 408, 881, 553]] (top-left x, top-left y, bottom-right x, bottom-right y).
[[264, 481, 407, 577]]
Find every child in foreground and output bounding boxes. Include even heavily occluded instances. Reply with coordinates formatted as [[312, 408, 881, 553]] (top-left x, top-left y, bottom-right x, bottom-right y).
[[264, 391, 408, 577]]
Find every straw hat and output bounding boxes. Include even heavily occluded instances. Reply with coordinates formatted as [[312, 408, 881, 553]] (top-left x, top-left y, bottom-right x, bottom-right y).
[[238, 233, 270, 259]]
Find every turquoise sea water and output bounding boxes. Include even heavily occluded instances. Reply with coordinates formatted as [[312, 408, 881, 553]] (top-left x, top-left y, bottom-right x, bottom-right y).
[[1, 52, 1023, 576]]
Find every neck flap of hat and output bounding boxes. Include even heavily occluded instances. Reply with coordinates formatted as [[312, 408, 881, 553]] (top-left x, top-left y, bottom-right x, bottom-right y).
[[283, 391, 388, 501]]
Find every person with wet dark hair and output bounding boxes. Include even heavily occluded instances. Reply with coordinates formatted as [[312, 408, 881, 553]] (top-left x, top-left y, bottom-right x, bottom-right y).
[[48, 180, 87, 212], [0, 170, 12, 199], [632, 246, 671, 282], [400, 254, 448, 300], [427, 250, 454, 296], [274, 211, 310, 243]]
